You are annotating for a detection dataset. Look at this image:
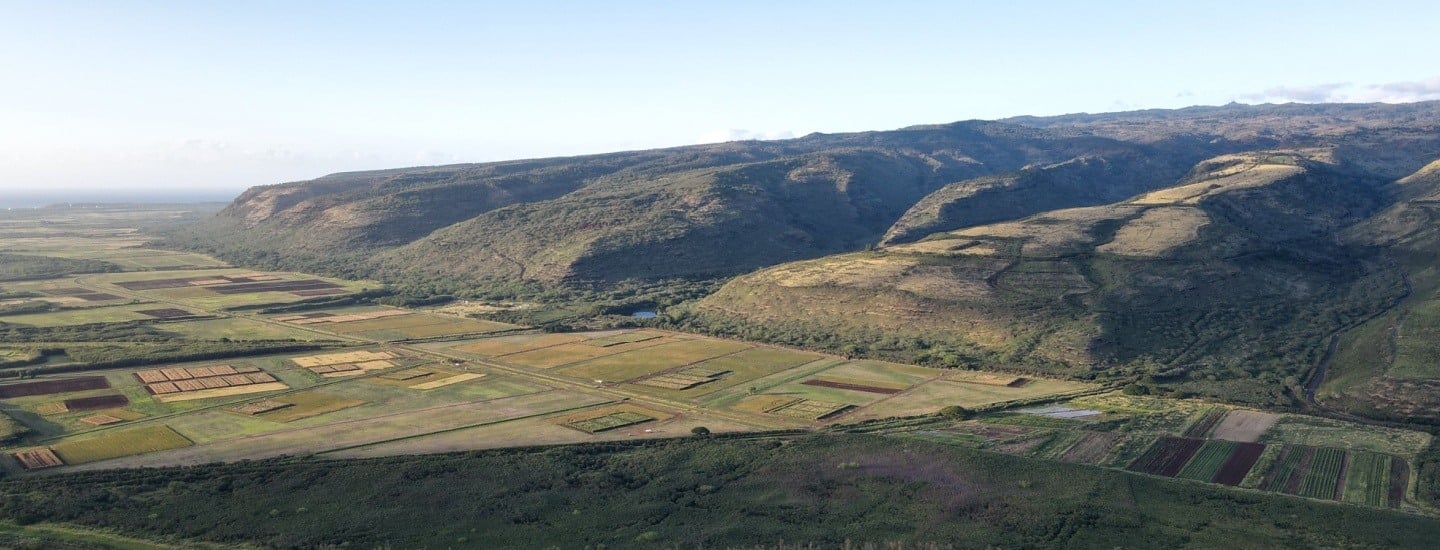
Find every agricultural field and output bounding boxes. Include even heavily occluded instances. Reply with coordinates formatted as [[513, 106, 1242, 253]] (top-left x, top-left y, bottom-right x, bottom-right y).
[[0, 302, 203, 327], [48, 425, 193, 465], [159, 317, 328, 341], [1297, 447, 1347, 500], [316, 312, 517, 341], [1175, 440, 1238, 481], [1343, 451, 1395, 508], [41, 248, 229, 270], [1259, 414, 1431, 459], [556, 339, 752, 382], [82, 269, 375, 310]]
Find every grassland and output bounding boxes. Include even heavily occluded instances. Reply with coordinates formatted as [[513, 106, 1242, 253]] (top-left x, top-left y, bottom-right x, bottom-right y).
[[0, 303, 188, 327], [557, 339, 751, 382], [317, 312, 516, 340], [1260, 414, 1431, 459]]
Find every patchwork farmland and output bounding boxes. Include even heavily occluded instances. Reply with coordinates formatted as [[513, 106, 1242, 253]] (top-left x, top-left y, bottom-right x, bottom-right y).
[[1, 210, 1434, 519]]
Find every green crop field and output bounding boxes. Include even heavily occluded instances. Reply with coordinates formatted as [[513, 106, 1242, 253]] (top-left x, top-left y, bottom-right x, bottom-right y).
[[501, 337, 677, 368], [1299, 447, 1346, 500], [0, 303, 176, 327], [557, 338, 752, 382], [1269, 447, 1306, 493], [440, 332, 589, 357], [1176, 440, 1238, 482], [159, 317, 329, 341], [624, 346, 826, 400], [46, 248, 229, 270], [49, 425, 193, 465], [251, 391, 366, 423], [1342, 452, 1393, 507]]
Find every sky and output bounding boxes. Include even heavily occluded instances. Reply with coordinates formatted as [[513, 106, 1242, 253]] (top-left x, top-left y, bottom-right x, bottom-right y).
[[2, 1, 1439, 197]]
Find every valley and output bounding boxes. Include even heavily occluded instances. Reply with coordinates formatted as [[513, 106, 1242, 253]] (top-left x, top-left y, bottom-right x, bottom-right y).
[[4, 195, 1440, 547], [6, 102, 1440, 547]]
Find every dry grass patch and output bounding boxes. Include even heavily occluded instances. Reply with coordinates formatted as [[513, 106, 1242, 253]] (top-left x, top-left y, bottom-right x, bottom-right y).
[[1133, 162, 1303, 205], [1211, 410, 1282, 443], [1097, 207, 1209, 257], [292, 350, 398, 368], [154, 382, 289, 403]]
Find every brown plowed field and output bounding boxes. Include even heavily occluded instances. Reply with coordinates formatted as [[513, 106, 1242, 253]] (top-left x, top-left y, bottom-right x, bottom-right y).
[[61, 394, 130, 412], [1389, 458, 1409, 508], [0, 376, 110, 398], [1211, 442, 1265, 485], [1129, 437, 1204, 477], [1058, 431, 1118, 464]]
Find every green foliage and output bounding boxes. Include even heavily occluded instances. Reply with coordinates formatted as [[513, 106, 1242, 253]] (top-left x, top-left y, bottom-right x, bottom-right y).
[[2, 435, 1439, 548], [939, 405, 972, 420], [1123, 384, 1150, 396]]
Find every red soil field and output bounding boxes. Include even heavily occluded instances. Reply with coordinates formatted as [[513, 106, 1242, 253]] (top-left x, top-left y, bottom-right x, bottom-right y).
[[61, 394, 130, 412], [1210, 442, 1265, 485], [1129, 437, 1205, 477], [801, 379, 902, 395], [0, 376, 110, 398], [1389, 458, 1409, 508], [12, 448, 63, 469]]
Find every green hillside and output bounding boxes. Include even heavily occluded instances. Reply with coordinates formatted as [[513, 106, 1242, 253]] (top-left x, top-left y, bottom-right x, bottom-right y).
[[172, 103, 1440, 293], [4, 435, 1437, 548], [693, 152, 1410, 406]]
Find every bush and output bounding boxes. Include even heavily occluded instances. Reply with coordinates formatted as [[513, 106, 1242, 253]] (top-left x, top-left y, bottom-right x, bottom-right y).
[[939, 405, 972, 420], [1123, 383, 1151, 396], [690, 426, 711, 437]]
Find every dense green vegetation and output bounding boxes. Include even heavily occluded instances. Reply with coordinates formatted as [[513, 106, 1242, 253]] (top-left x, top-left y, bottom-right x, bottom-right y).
[[0, 254, 122, 282], [3, 435, 1438, 548]]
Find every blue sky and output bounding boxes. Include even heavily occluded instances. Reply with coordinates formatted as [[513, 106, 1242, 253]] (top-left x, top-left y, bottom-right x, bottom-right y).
[[2, 1, 1438, 194]]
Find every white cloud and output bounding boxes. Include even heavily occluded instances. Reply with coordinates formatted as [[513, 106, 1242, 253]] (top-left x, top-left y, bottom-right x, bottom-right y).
[[696, 128, 796, 144], [1237, 77, 1440, 104]]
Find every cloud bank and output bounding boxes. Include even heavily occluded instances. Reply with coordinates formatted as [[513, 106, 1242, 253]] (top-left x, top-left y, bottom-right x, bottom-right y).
[[1239, 77, 1440, 104], [696, 129, 797, 144]]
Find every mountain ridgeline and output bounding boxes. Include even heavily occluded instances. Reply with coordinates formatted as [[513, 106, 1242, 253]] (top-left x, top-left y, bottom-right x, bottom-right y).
[[177, 101, 1440, 418]]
